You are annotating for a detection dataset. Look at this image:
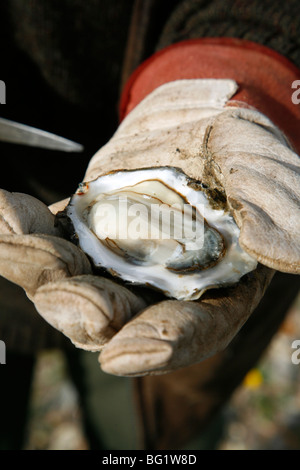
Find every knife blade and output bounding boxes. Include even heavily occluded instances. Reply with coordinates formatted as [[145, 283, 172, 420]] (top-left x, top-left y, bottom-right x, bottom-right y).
[[0, 117, 84, 152]]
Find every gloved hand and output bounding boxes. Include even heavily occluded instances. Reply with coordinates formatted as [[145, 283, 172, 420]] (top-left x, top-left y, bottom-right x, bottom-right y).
[[0, 79, 299, 376]]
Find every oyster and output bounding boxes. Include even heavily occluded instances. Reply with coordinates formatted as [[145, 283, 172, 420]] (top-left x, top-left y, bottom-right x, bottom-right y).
[[66, 167, 257, 300]]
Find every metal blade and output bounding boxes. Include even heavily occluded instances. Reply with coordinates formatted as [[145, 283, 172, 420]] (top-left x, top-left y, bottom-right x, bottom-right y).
[[0, 117, 84, 152]]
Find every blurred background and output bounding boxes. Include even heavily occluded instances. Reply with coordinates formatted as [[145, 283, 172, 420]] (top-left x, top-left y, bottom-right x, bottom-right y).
[[23, 292, 300, 450]]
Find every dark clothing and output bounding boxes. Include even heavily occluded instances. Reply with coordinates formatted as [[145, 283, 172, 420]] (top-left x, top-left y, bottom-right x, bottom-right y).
[[0, 0, 299, 449]]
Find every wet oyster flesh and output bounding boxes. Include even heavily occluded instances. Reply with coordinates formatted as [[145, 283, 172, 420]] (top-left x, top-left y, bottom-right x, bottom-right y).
[[66, 167, 257, 300]]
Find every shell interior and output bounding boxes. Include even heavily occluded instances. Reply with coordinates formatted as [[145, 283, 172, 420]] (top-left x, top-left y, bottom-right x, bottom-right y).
[[67, 167, 257, 300]]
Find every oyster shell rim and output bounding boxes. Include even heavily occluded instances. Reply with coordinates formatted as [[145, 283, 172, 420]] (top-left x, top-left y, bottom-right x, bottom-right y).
[[65, 166, 258, 300]]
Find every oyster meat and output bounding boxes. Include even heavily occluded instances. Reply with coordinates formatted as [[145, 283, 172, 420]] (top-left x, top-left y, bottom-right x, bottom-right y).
[[66, 167, 257, 300]]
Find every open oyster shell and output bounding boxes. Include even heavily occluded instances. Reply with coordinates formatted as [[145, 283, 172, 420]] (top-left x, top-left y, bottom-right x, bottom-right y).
[[66, 167, 257, 300]]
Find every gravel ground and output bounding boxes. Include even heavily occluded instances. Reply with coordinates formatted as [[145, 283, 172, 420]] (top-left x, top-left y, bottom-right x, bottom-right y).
[[23, 292, 300, 450], [218, 293, 300, 450]]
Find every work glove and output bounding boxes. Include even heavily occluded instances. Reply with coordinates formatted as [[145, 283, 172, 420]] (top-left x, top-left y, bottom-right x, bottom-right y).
[[0, 79, 299, 376]]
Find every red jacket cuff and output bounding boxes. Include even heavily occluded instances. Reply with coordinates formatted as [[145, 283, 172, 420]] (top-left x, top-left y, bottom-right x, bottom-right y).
[[120, 38, 300, 153]]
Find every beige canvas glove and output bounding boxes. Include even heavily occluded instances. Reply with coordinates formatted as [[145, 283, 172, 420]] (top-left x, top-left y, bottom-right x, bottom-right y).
[[0, 79, 299, 376], [0, 190, 146, 351]]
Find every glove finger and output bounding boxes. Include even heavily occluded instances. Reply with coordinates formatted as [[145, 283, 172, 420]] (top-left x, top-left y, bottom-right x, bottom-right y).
[[100, 265, 274, 376], [0, 189, 61, 236], [207, 108, 300, 273], [0, 233, 91, 297], [33, 275, 147, 351]]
